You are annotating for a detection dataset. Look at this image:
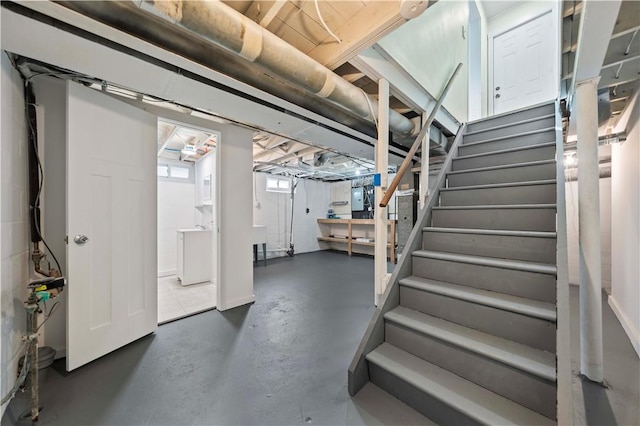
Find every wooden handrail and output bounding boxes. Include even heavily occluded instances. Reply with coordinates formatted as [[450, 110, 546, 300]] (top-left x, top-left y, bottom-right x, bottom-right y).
[[380, 62, 463, 207]]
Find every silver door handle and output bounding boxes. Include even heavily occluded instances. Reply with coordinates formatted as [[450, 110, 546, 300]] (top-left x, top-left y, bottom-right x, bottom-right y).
[[495, 94, 501, 99], [74, 234, 89, 245]]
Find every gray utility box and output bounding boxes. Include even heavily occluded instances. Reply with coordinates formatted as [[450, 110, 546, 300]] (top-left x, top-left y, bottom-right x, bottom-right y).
[[351, 187, 364, 211], [397, 193, 418, 255]]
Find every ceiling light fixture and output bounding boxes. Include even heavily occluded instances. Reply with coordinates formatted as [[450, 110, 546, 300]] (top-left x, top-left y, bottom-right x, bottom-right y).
[[181, 145, 197, 156]]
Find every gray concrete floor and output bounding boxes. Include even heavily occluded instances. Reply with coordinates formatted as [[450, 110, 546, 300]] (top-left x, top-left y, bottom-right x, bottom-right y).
[[2, 251, 425, 426], [3, 253, 638, 425], [569, 286, 640, 426]]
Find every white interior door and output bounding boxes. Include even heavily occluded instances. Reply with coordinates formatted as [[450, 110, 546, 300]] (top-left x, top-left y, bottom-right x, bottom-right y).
[[492, 12, 556, 115], [66, 82, 157, 371]]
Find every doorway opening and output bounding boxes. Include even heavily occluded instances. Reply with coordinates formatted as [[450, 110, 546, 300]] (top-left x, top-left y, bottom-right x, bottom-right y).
[[156, 120, 219, 323]]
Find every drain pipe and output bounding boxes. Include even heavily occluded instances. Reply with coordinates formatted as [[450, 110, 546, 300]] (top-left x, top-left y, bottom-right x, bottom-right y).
[[148, 0, 416, 136]]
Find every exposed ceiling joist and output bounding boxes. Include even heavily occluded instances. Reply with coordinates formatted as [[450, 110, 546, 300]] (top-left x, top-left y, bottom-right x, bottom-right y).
[[244, 0, 289, 28], [157, 125, 178, 156], [302, 1, 415, 70]]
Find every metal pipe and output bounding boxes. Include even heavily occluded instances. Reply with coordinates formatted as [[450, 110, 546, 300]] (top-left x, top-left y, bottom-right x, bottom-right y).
[[26, 295, 39, 422], [52, 0, 415, 137], [151, 0, 415, 136]]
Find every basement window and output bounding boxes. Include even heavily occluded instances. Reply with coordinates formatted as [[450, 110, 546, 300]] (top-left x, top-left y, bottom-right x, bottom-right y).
[[157, 164, 191, 180], [157, 165, 169, 178], [170, 166, 190, 179], [266, 177, 291, 193]]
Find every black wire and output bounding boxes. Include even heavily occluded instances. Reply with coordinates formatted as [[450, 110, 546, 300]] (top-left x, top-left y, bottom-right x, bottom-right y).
[[36, 301, 60, 332], [20, 72, 63, 276]]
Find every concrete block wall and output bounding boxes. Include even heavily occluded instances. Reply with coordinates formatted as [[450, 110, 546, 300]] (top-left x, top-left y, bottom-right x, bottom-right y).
[[1, 54, 30, 417]]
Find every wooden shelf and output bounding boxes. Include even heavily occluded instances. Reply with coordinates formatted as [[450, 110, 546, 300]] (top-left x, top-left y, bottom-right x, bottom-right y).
[[318, 236, 349, 243], [317, 218, 396, 262]]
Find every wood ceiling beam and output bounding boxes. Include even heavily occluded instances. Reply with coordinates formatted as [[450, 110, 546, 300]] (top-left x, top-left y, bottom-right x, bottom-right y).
[[245, 0, 288, 28], [157, 125, 178, 156], [260, 0, 287, 27], [305, 1, 410, 70]]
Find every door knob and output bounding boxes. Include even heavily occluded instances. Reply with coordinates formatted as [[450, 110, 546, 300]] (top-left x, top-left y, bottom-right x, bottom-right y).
[[495, 94, 501, 99], [74, 234, 89, 245]]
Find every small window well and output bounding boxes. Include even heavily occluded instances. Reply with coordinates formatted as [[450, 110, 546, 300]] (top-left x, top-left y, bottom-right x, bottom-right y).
[[171, 166, 190, 179], [157, 165, 169, 178], [157, 164, 191, 180], [266, 177, 291, 193]]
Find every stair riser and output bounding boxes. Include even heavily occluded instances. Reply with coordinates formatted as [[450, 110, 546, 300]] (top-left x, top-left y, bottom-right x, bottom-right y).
[[422, 231, 557, 263], [447, 162, 556, 187], [369, 363, 480, 426], [440, 183, 556, 206], [460, 131, 555, 157], [432, 207, 557, 232], [453, 145, 555, 171], [412, 256, 556, 302], [400, 286, 556, 352], [463, 116, 556, 144], [467, 103, 556, 133], [385, 322, 557, 419]]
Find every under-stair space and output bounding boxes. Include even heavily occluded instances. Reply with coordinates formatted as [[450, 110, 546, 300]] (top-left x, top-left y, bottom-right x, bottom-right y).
[[350, 101, 566, 425]]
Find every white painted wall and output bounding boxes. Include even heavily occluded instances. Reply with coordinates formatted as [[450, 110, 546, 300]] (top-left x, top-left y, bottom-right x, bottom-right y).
[[1, 54, 30, 417], [565, 176, 612, 288], [216, 126, 254, 311], [157, 177, 196, 277], [468, 1, 483, 121], [330, 181, 353, 218], [378, 0, 469, 122], [474, 0, 489, 119], [253, 173, 331, 258], [195, 150, 217, 286], [610, 98, 640, 357]]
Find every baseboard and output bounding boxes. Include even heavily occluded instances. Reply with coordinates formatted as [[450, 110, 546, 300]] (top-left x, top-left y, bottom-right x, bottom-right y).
[[608, 295, 640, 358], [158, 269, 176, 278], [218, 294, 255, 311]]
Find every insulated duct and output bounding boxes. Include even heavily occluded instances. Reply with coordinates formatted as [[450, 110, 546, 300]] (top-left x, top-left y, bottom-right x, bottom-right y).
[[53, 0, 418, 137]]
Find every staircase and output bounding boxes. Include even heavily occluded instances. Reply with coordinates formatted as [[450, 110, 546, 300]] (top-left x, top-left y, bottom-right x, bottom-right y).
[[349, 101, 570, 425]]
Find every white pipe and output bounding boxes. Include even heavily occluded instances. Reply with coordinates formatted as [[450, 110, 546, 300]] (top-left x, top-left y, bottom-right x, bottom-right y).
[[576, 77, 604, 383], [150, 0, 416, 136]]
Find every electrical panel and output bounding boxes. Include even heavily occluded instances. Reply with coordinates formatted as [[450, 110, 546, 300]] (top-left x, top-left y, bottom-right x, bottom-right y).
[[351, 187, 364, 211], [352, 185, 374, 219]]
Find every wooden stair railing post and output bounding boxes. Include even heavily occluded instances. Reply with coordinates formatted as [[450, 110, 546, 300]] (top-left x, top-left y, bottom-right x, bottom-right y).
[[380, 62, 463, 208]]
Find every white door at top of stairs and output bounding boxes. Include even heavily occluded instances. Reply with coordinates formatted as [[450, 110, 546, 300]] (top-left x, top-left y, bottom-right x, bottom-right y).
[[491, 11, 556, 115], [66, 81, 158, 371]]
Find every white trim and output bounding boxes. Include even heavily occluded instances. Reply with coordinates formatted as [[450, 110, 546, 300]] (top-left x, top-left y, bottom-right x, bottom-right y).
[[218, 294, 255, 312], [158, 269, 176, 278], [608, 295, 640, 358]]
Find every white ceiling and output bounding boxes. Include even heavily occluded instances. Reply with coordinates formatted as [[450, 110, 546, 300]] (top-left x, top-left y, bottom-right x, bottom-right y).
[[480, 1, 520, 20]]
